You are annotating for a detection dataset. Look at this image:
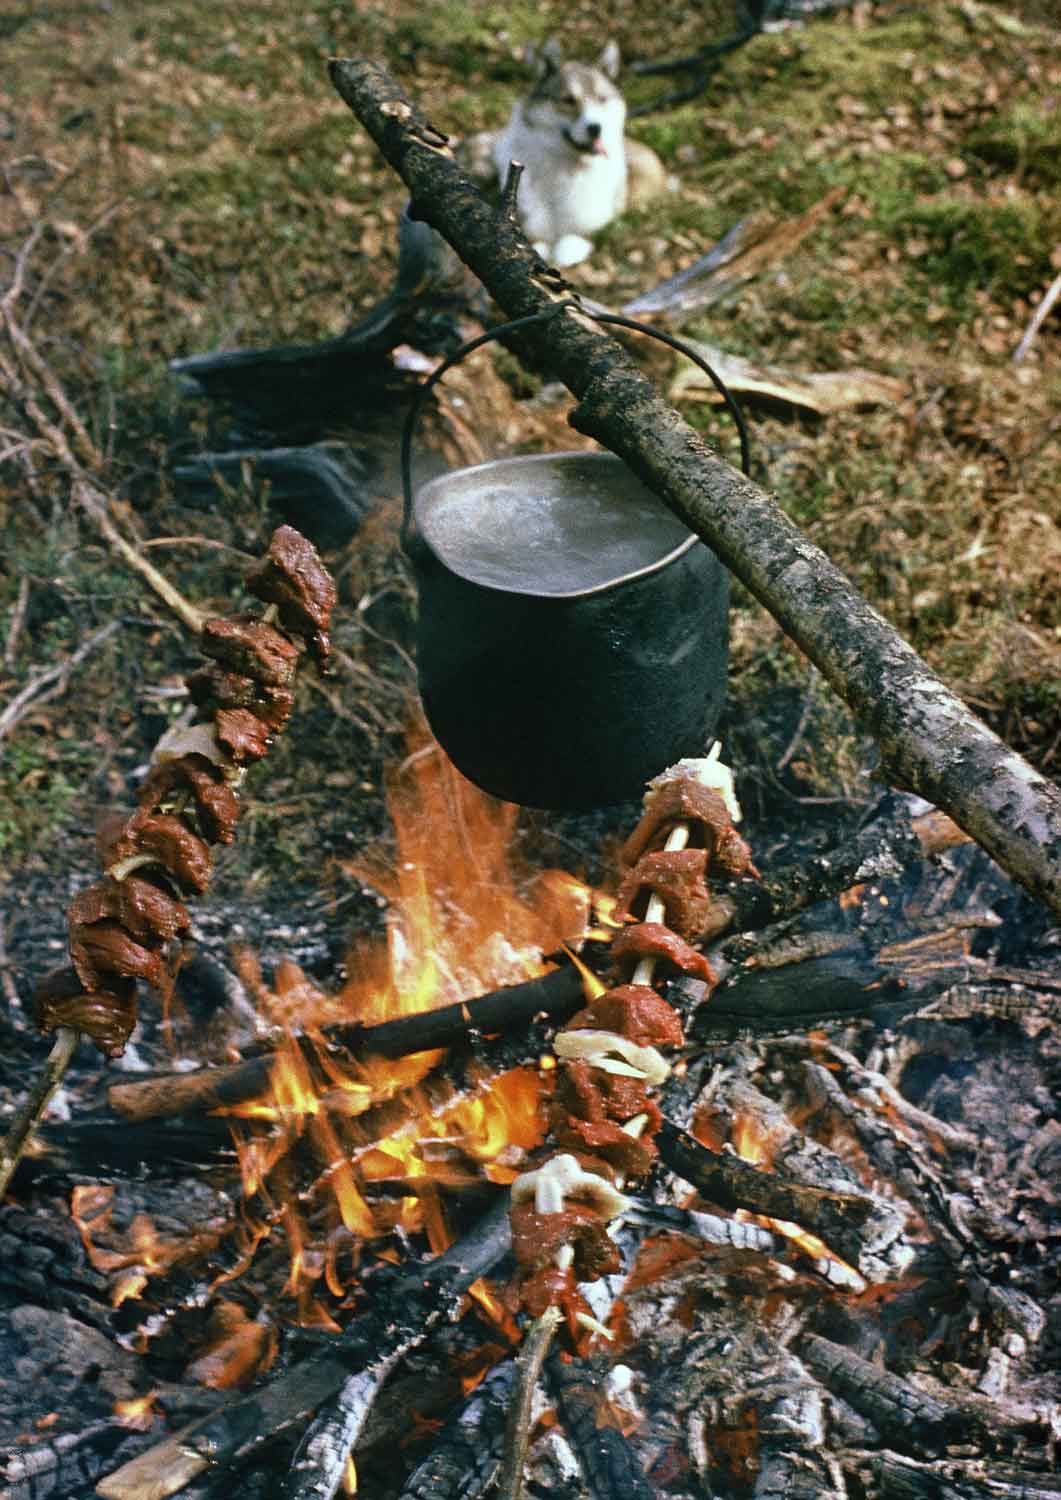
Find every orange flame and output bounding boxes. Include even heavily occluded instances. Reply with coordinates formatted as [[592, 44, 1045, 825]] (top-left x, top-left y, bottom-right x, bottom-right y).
[[113, 1392, 159, 1430], [212, 734, 591, 1315], [731, 1112, 860, 1280]]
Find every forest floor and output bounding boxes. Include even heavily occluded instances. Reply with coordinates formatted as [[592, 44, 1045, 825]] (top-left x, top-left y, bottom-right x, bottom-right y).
[[1, 0, 1059, 988]]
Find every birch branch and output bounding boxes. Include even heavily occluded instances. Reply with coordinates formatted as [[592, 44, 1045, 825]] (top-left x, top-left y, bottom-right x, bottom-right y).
[[327, 58, 1061, 919]]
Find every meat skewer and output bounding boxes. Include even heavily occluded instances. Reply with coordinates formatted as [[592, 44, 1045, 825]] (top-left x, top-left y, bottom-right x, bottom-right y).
[[507, 744, 755, 1341], [0, 526, 336, 1199]]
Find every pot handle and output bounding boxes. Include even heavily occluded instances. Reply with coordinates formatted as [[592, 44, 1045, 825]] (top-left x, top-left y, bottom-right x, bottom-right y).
[[399, 299, 751, 554]]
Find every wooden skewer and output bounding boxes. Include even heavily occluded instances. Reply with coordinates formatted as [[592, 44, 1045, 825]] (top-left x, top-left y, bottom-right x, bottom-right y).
[[0, 1025, 79, 1199]]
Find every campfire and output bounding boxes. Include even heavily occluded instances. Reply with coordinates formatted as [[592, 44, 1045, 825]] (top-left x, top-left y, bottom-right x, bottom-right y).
[[2, 52, 1060, 1495], [2, 537, 1058, 1500]]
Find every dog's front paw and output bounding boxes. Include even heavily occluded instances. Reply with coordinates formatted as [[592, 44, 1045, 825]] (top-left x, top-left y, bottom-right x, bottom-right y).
[[552, 234, 594, 268]]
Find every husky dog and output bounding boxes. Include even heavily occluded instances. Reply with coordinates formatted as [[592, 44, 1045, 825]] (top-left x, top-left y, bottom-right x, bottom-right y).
[[493, 41, 664, 268]]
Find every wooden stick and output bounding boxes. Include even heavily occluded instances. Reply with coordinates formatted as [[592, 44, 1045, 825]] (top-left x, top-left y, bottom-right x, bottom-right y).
[[0, 1026, 79, 1200], [328, 57, 1061, 919], [106, 965, 584, 1123], [496, 1306, 561, 1500]]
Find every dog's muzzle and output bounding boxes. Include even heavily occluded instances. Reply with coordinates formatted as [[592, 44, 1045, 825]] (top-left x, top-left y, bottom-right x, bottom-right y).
[[564, 126, 607, 157]]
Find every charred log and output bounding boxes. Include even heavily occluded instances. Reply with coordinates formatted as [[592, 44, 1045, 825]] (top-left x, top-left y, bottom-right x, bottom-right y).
[[655, 1119, 902, 1276], [106, 965, 584, 1123], [96, 1195, 512, 1500]]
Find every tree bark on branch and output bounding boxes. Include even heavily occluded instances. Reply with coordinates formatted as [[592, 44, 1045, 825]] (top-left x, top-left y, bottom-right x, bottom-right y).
[[328, 58, 1061, 919]]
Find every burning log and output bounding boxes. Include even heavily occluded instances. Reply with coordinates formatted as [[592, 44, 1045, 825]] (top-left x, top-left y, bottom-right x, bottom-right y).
[[654, 1120, 902, 1282], [105, 964, 584, 1124], [328, 56, 1061, 919], [97, 1193, 513, 1500]]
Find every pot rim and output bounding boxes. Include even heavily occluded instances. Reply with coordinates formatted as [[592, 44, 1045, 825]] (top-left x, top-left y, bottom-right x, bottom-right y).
[[413, 450, 701, 600]]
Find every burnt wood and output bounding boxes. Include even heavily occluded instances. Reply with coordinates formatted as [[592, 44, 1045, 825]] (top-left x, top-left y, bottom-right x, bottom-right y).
[[96, 1194, 513, 1500], [655, 1119, 894, 1273], [106, 965, 584, 1123]]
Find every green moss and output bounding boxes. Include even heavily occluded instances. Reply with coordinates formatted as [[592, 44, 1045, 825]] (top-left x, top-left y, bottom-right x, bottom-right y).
[[967, 102, 1061, 188], [878, 194, 1061, 302]]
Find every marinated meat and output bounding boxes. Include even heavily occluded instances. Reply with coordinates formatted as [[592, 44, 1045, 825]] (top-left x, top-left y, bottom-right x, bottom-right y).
[[562, 983, 684, 1049], [554, 1116, 657, 1179], [621, 777, 756, 877], [70, 918, 165, 993], [245, 525, 337, 664], [137, 754, 241, 844], [200, 615, 300, 687], [69, 875, 190, 946], [215, 707, 272, 764], [610, 922, 717, 982], [104, 812, 213, 895], [520, 1264, 588, 1323], [35, 966, 138, 1058], [614, 847, 712, 939], [510, 1199, 621, 1281], [185, 669, 295, 734], [554, 1060, 662, 1133]]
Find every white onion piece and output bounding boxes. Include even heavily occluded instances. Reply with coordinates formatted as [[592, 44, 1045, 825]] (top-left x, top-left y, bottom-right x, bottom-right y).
[[554, 1029, 670, 1086], [511, 1153, 630, 1221], [646, 741, 742, 823], [152, 722, 228, 769]]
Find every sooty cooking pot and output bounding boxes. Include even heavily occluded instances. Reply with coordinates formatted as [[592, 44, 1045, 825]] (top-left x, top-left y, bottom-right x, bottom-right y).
[[400, 307, 747, 811]]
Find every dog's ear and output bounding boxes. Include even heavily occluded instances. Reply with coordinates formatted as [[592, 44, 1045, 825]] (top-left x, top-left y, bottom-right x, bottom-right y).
[[530, 38, 563, 77], [540, 37, 564, 74], [598, 40, 621, 80]]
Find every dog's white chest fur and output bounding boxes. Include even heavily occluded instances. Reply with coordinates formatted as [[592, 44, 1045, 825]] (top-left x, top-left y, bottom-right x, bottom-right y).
[[493, 43, 630, 268]]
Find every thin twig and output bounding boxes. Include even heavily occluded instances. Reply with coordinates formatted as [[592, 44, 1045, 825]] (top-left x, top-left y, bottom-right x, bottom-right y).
[[496, 1306, 562, 1500], [500, 160, 525, 222], [0, 1026, 79, 1199], [1012, 263, 1061, 364], [4, 573, 30, 668], [776, 667, 819, 772], [71, 479, 207, 634], [0, 618, 121, 742]]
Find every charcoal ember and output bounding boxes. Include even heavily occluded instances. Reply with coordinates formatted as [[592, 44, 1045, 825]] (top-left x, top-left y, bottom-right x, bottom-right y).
[[214, 707, 272, 764], [185, 667, 294, 733], [510, 1200, 622, 1282], [102, 812, 213, 895], [621, 778, 756, 878], [200, 614, 300, 687], [614, 848, 712, 939], [610, 922, 718, 982], [69, 917, 166, 993], [34, 965, 138, 1057], [563, 984, 684, 1049], [555, 1059, 662, 1131], [554, 1116, 657, 1180], [245, 524, 337, 665], [69, 875, 190, 946], [137, 753, 242, 845]]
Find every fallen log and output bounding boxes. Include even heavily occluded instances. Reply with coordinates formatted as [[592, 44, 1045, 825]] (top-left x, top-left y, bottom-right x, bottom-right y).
[[328, 57, 1061, 919]]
